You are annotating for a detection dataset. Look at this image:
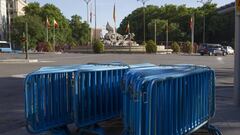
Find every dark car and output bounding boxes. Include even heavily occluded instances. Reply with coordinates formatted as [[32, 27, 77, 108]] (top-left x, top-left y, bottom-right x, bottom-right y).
[[198, 44, 227, 56]]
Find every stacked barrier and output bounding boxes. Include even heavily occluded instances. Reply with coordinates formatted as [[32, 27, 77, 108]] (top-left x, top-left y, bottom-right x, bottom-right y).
[[25, 63, 131, 134], [73, 64, 128, 128], [122, 65, 216, 135], [25, 63, 221, 135]]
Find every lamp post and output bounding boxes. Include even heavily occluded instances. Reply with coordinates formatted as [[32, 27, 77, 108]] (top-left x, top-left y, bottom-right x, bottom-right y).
[[83, 0, 91, 24], [197, 0, 212, 44], [94, 0, 97, 40], [234, 0, 240, 106], [83, 0, 91, 46], [7, 0, 13, 44], [137, 0, 149, 43]]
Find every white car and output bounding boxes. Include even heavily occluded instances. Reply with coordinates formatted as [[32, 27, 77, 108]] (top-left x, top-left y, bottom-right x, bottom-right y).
[[223, 46, 234, 55], [0, 41, 12, 53]]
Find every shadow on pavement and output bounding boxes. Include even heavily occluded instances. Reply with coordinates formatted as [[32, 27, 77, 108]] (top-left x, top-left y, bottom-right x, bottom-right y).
[[212, 85, 240, 135], [0, 77, 25, 134]]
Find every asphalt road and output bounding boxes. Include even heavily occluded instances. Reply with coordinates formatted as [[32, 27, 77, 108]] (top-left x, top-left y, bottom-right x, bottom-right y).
[[0, 53, 237, 135]]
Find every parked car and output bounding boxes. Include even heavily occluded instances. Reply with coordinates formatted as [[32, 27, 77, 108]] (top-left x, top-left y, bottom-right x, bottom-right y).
[[0, 41, 12, 53], [198, 44, 227, 56], [223, 46, 234, 55]]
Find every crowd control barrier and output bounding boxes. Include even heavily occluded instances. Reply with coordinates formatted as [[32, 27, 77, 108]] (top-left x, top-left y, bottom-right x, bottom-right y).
[[25, 63, 222, 135], [24, 65, 78, 134], [73, 65, 128, 128], [25, 64, 132, 134], [122, 65, 219, 135]]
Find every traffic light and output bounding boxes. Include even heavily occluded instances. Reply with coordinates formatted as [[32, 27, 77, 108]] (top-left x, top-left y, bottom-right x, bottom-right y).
[[21, 37, 26, 43], [22, 33, 26, 43]]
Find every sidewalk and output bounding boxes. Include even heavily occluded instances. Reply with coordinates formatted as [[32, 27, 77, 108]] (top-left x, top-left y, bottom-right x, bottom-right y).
[[211, 85, 240, 135]]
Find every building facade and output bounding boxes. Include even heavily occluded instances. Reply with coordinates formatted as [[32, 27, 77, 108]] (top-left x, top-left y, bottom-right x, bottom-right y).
[[8, 0, 27, 18], [91, 28, 102, 40], [6, 0, 27, 43], [0, 0, 7, 40]]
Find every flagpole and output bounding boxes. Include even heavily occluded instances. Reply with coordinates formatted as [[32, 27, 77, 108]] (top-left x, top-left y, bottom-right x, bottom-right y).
[[46, 25, 48, 42], [90, 3, 93, 47], [154, 20, 157, 45], [87, 1, 90, 46], [46, 17, 48, 42], [113, 0, 117, 52], [94, 0, 97, 40], [114, 0, 117, 33], [83, 0, 91, 46], [129, 22, 131, 53], [191, 14, 195, 53], [166, 20, 169, 49], [53, 24, 56, 52], [25, 22, 29, 60]]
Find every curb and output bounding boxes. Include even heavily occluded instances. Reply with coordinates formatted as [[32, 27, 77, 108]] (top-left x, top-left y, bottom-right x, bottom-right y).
[[0, 59, 39, 63]]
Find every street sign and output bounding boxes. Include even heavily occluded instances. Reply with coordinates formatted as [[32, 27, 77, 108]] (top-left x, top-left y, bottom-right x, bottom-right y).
[[237, 0, 240, 14], [21, 37, 26, 43]]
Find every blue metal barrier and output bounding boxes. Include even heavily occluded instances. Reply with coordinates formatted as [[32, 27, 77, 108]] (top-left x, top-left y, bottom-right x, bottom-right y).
[[25, 63, 220, 135], [73, 65, 128, 128], [24, 63, 157, 134], [122, 65, 216, 135], [25, 67, 77, 134]]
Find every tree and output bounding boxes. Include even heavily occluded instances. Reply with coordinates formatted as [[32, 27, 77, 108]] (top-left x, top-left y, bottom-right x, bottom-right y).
[[12, 2, 73, 50], [145, 40, 157, 53], [69, 15, 90, 46], [147, 19, 185, 43], [24, 2, 42, 16], [11, 15, 45, 49], [168, 23, 186, 41], [40, 4, 72, 46], [93, 39, 104, 53], [147, 19, 168, 42], [171, 42, 180, 53], [118, 3, 234, 45]]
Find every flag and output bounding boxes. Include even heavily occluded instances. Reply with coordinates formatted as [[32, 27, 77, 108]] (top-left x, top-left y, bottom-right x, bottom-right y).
[[113, 4, 116, 23], [190, 16, 193, 30], [125, 22, 130, 33], [90, 3, 93, 23], [46, 17, 50, 28], [54, 19, 58, 28]]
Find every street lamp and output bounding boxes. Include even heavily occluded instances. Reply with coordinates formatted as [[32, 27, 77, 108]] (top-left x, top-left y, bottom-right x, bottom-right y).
[[7, 0, 14, 44], [197, 0, 212, 44], [83, 0, 91, 24], [94, 0, 97, 40], [83, 0, 91, 46], [137, 0, 149, 43]]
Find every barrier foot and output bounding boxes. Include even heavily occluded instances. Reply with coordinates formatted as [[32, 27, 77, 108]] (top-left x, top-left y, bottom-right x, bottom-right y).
[[78, 124, 105, 135], [49, 125, 71, 135], [207, 124, 223, 135]]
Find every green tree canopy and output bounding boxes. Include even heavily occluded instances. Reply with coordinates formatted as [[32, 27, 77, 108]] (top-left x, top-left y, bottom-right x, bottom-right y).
[[12, 15, 45, 49], [12, 2, 90, 50], [24, 2, 42, 16], [118, 3, 234, 46], [69, 15, 90, 45]]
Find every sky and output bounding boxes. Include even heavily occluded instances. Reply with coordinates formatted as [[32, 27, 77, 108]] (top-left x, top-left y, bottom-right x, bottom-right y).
[[28, 0, 234, 29]]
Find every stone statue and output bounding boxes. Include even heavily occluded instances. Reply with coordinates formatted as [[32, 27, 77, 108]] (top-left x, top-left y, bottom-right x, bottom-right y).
[[106, 22, 114, 33], [103, 23, 138, 47]]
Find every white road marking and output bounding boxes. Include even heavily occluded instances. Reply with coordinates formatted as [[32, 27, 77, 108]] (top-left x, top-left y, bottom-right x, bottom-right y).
[[39, 60, 56, 63], [11, 74, 27, 78]]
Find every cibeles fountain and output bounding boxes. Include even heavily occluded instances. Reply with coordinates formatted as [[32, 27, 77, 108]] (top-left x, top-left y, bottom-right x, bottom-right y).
[[103, 22, 139, 47]]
